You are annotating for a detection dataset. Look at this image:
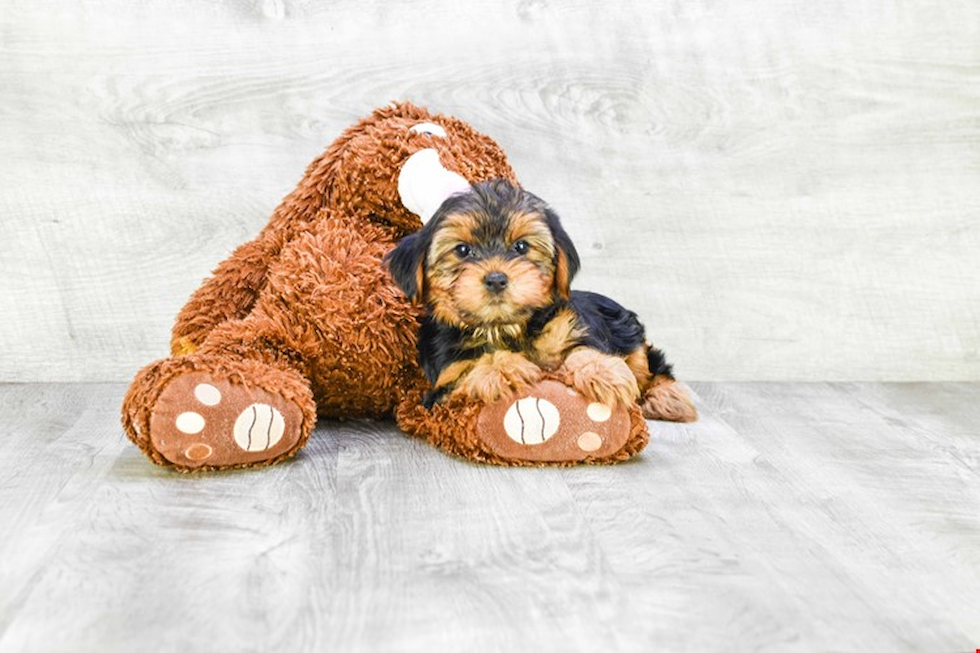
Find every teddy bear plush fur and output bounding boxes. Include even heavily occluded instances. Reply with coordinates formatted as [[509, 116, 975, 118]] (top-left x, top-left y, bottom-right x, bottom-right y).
[[122, 102, 688, 472]]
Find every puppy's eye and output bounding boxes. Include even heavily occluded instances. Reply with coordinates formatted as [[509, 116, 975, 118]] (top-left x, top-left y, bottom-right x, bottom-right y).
[[454, 243, 472, 258], [512, 240, 529, 255]]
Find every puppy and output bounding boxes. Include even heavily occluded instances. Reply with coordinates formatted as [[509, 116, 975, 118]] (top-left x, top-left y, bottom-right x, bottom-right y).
[[386, 180, 697, 422]]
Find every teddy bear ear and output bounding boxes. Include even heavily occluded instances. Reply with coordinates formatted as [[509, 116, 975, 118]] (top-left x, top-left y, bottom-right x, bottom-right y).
[[385, 232, 428, 303], [398, 149, 471, 224]]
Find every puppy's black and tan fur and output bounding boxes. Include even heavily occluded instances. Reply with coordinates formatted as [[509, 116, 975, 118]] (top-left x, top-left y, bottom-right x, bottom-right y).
[[386, 180, 697, 422]]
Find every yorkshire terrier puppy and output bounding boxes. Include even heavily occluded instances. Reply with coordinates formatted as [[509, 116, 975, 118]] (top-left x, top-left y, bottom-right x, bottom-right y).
[[386, 180, 697, 422]]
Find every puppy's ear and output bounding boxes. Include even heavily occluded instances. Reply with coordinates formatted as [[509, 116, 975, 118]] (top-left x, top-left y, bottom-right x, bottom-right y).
[[544, 208, 580, 300], [384, 232, 428, 303]]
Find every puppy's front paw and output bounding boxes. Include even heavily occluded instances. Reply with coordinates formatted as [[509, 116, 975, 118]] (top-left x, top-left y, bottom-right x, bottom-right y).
[[453, 351, 542, 404], [561, 349, 640, 407]]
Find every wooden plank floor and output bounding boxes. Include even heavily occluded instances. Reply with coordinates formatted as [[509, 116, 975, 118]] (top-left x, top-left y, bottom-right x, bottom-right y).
[[0, 382, 977, 652]]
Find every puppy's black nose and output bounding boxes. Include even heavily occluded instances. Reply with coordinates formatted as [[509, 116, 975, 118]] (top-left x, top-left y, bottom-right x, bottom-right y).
[[483, 271, 509, 293]]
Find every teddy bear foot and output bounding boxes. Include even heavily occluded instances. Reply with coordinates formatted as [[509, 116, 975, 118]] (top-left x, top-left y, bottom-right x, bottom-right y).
[[147, 371, 308, 471], [395, 374, 649, 466], [475, 379, 644, 464]]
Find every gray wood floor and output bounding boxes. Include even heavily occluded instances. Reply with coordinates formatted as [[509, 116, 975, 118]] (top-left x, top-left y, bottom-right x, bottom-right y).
[[0, 382, 977, 652]]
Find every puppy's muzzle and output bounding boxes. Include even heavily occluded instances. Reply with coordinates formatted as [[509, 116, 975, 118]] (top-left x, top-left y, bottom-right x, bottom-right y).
[[483, 271, 509, 294]]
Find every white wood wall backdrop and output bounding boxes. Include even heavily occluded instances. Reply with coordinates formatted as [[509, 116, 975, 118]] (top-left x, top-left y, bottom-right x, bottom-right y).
[[1, 0, 978, 382]]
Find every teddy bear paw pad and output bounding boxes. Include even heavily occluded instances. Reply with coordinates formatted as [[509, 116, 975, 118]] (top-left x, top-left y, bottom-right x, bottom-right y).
[[476, 380, 631, 463], [149, 372, 303, 469]]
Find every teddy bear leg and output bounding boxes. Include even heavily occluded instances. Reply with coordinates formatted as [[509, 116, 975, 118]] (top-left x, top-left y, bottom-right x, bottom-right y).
[[396, 376, 650, 466], [122, 346, 317, 472], [170, 238, 279, 356]]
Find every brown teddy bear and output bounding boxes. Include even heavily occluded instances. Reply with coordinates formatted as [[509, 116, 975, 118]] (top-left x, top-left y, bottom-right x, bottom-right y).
[[121, 102, 695, 472]]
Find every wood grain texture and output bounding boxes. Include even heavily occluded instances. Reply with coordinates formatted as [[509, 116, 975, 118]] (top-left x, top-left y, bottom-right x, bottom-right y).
[[0, 382, 978, 652], [1, 0, 978, 382]]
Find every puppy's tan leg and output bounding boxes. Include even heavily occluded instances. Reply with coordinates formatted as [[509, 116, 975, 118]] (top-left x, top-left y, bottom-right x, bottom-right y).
[[451, 351, 543, 404], [624, 347, 697, 422], [624, 348, 653, 389], [560, 348, 640, 407]]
